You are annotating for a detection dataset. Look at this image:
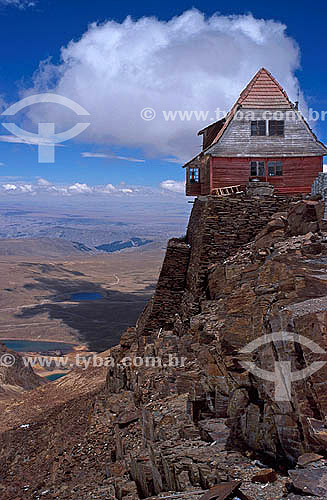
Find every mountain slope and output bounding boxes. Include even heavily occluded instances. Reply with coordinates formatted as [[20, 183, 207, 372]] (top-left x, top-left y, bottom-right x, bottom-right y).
[[0, 238, 91, 257], [0, 344, 47, 398]]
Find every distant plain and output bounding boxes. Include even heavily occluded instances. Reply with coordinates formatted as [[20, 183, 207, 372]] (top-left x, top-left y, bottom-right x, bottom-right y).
[[0, 196, 190, 351]]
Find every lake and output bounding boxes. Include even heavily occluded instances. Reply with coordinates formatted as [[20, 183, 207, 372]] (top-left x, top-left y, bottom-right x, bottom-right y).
[[46, 373, 68, 381], [70, 292, 103, 301], [2, 340, 76, 353]]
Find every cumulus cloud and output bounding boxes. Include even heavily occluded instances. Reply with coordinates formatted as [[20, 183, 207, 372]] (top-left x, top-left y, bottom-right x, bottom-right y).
[[160, 180, 185, 193], [68, 182, 93, 194], [0, 180, 162, 197], [37, 177, 52, 186], [98, 183, 117, 193], [0, 179, 186, 198], [25, 10, 301, 161], [3, 183, 17, 191]]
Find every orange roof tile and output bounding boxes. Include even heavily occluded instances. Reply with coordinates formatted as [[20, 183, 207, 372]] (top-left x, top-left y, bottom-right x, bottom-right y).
[[237, 68, 293, 109]]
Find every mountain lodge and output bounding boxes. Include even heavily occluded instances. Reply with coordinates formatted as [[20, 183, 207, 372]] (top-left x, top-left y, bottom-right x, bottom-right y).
[[183, 68, 327, 196]]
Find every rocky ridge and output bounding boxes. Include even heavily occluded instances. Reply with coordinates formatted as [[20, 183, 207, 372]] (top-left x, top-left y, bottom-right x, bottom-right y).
[[0, 344, 47, 398], [2, 194, 327, 499]]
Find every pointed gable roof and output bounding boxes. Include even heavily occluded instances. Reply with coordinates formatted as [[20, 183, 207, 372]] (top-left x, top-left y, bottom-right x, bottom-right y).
[[193, 69, 294, 158], [183, 68, 327, 167], [238, 68, 293, 109]]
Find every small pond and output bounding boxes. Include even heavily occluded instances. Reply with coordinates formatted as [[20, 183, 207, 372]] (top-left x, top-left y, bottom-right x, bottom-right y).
[[70, 292, 103, 301], [46, 373, 68, 382]]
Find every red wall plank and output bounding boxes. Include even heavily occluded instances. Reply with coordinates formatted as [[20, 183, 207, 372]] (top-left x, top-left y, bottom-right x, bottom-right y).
[[210, 156, 323, 194]]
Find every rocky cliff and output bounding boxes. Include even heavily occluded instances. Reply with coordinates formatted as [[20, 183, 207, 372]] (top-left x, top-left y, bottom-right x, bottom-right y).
[[3, 194, 327, 500], [102, 194, 327, 499], [0, 343, 46, 398]]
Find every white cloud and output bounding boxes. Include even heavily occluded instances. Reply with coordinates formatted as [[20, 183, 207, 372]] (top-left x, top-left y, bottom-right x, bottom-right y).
[[98, 183, 117, 193], [0, 134, 64, 146], [25, 10, 301, 161], [19, 184, 34, 193], [0, 0, 36, 8], [119, 188, 133, 193], [0, 180, 185, 198], [37, 177, 52, 186], [81, 152, 109, 159], [160, 179, 185, 193], [68, 182, 93, 194], [2, 183, 35, 193], [2, 183, 17, 191], [81, 152, 145, 163], [0, 162, 5, 166], [161, 158, 181, 164], [0, 135, 36, 145], [323, 164, 327, 173]]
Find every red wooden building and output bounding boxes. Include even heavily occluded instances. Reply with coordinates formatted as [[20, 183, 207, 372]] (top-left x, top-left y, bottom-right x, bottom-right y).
[[183, 68, 327, 196]]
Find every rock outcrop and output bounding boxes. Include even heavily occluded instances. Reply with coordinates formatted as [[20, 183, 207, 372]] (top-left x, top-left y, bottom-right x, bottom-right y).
[[0, 343, 46, 398], [100, 195, 327, 499], [3, 194, 327, 500]]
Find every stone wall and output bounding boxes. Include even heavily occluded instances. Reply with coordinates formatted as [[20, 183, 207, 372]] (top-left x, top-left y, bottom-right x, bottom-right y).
[[138, 194, 299, 335], [185, 195, 298, 298], [136, 238, 191, 335]]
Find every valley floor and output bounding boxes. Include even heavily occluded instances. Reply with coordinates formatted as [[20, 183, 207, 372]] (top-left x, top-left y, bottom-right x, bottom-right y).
[[0, 247, 164, 352]]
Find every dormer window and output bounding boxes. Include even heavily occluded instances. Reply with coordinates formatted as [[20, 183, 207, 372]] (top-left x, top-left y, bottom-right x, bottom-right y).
[[251, 120, 266, 136], [251, 120, 285, 137], [269, 120, 284, 136]]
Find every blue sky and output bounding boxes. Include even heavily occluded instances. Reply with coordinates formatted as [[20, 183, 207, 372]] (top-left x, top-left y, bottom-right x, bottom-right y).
[[0, 0, 326, 196]]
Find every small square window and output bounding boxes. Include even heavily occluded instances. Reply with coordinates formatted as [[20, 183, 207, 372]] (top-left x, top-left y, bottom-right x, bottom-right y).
[[189, 167, 199, 182], [251, 120, 266, 136], [269, 120, 284, 136], [267, 161, 283, 176], [250, 161, 257, 176], [250, 161, 265, 177], [276, 162, 283, 176]]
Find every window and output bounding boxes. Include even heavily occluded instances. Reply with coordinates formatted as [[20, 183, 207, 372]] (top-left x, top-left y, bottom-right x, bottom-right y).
[[250, 161, 265, 177], [189, 167, 199, 183], [251, 120, 266, 136], [269, 120, 284, 136], [267, 161, 283, 176]]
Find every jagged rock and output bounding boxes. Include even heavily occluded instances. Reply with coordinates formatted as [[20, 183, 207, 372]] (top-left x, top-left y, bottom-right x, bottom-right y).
[[198, 481, 249, 500], [288, 468, 327, 496], [286, 200, 321, 236], [251, 469, 277, 483], [114, 410, 140, 427], [0, 343, 47, 397], [297, 453, 324, 467], [4, 194, 327, 500]]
